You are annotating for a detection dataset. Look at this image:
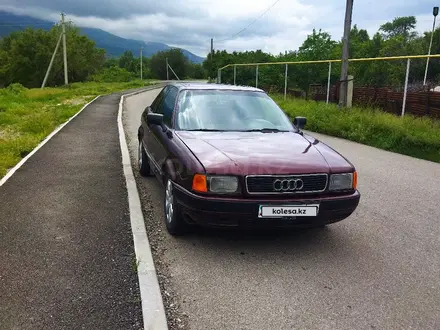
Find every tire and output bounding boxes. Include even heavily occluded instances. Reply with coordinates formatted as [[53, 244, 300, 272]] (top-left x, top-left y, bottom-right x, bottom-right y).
[[163, 177, 188, 235], [138, 139, 152, 176]]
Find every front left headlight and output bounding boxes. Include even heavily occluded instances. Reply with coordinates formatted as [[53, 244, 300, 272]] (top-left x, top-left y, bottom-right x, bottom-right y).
[[329, 172, 357, 191]]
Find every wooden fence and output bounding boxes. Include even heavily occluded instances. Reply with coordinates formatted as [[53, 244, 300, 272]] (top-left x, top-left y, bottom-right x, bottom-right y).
[[310, 85, 440, 119]]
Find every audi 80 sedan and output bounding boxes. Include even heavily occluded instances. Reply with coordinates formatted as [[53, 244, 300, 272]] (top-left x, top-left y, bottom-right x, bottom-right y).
[[138, 82, 360, 235]]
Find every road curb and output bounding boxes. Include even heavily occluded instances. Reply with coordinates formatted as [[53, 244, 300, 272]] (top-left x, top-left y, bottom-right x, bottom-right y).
[[118, 84, 169, 330]]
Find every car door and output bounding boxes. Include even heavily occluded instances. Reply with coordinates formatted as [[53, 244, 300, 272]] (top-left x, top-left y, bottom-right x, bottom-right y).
[[142, 86, 169, 171], [153, 85, 179, 169]]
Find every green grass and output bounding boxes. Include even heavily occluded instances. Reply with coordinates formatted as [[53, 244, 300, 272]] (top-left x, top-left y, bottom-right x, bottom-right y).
[[0, 80, 159, 178], [2, 84, 438, 179], [272, 94, 440, 163]]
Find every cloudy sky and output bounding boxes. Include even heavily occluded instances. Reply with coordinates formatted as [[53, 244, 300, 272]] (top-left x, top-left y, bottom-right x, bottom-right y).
[[0, 0, 437, 57]]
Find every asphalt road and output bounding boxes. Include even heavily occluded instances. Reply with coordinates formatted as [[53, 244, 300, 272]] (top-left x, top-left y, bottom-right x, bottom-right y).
[[0, 92, 145, 330], [123, 87, 440, 330]]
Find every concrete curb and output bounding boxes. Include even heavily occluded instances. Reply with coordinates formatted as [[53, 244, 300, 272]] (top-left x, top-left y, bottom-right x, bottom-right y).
[[1, 82, 169, 329], [118, 84, 169, 330]]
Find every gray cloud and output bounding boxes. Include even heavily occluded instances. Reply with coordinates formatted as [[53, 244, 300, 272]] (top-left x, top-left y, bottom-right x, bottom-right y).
[[2, 0, 205, 19], [1, 0, 436, 57]]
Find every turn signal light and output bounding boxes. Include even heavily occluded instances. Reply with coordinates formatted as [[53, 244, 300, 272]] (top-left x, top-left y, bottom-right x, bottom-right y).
[[352, 171, 357, 189], [192, 174, 207, 192]]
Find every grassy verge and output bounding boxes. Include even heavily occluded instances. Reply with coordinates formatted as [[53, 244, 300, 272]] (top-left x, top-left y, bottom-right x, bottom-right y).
[[0, 80, 159, 178], [271, 94, 440, 163]]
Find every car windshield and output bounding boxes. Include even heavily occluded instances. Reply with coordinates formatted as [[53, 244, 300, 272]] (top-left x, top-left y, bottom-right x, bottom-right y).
[[175, 89, 295, 132]]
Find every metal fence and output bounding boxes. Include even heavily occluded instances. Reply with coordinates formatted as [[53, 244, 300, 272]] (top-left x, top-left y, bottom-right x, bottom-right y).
[[217, 54, 440, 117]]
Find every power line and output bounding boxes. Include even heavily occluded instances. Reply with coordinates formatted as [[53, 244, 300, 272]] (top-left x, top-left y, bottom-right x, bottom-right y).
[[217, 0, 282, 42]]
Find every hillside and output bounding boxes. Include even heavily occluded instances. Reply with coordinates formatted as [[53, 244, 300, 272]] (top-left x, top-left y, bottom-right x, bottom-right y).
[[0, 11, 205, 63]]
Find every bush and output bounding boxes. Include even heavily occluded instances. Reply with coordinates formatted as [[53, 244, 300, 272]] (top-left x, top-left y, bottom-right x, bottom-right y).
[[88, 66, 135, 83], [0, 83, 28, 95], [272, 94, 440, 163]]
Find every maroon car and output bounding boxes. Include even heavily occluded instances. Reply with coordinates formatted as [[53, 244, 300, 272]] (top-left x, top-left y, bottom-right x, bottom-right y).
[[138, 83, 360, 235]]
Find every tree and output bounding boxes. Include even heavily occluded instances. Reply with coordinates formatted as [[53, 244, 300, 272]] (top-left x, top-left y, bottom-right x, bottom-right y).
[[0, 24, 105, 88], [295, 29, 338, 93], [119, 50, 136, 72], [379, 16, 417, 42], [187, 63, 206, 79], [149, 49, 189, 80]]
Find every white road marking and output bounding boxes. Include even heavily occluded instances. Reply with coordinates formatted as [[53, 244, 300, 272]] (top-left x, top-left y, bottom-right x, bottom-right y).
[[118, 88, 169, 330], [0, 95, 101, 187]]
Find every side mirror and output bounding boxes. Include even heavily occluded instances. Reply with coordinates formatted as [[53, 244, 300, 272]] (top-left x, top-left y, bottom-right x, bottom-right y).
[[293, 116, 307, 129], [147, 113, 164, 126], [145, 106, 151, 112]]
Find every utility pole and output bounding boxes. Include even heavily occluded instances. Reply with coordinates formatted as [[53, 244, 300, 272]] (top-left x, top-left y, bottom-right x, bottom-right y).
[[210, 38, 214, 80], [41, 33, 63, 88], [338, 0, 354, 108], [140, 46, 143, 80], [210, 38, 214, 57], [424, 6, 439, 86], [61, 12, 68, 85], [166, 57, 169, 80]]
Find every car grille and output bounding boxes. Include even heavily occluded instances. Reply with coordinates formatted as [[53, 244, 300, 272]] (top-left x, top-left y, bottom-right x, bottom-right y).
[[245, 174, 328, 194]]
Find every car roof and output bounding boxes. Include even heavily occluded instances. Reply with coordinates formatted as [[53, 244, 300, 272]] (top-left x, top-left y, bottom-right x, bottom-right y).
[[167, 82, 265, 93]]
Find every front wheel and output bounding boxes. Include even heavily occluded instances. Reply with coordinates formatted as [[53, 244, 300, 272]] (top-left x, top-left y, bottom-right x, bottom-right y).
[[138, 139, 152, 176], [164, 178, 188, 235]]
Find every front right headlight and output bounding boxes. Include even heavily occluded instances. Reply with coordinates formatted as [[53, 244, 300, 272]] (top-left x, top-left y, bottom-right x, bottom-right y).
[[329, 171, 357, 191], [208, 175, 239, 193], [192, 174, 239, 193]]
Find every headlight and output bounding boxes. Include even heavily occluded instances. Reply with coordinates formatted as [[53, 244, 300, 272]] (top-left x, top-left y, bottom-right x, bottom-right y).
[[208, 176, 239, 193], [192, 174, 239, 193], [329, 172, 357, 191]]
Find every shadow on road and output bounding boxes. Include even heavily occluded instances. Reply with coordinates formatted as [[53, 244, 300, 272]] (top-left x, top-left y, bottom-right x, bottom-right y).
[[141, 174, 362, 261]]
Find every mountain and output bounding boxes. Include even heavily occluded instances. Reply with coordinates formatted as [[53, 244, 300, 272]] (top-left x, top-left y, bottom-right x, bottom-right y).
[[0, 11, 205, 63]]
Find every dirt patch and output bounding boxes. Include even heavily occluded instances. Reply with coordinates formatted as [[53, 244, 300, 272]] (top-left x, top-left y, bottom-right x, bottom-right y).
[[60, 96, 94, 106], [0, 128, 20, 141]]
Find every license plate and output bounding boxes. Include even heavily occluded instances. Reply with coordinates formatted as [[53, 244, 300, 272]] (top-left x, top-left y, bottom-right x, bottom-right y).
[[258, 204, 319, 218]]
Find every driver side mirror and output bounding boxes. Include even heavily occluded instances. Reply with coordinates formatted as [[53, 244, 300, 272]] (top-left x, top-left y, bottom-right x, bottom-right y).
[[293, 116, 307, 129], [147, 113, 164, 126]]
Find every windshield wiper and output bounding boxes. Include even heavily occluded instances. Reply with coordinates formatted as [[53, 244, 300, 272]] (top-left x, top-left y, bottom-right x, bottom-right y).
[[185, 129, 225, 131], [243, 128, 289, 133]]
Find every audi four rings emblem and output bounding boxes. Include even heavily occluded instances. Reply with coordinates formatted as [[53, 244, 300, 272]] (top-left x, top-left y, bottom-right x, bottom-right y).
[[273, 178, 304, 191]]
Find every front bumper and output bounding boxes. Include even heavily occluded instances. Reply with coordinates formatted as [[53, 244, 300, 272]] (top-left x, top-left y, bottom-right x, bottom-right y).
[[173, 183, 360, 229]]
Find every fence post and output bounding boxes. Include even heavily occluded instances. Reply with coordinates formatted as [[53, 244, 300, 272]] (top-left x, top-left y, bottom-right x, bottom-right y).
[[233, 65, 236, 85], [401, 58, 411, 117], [256, 65, 259, 88], [284, 64, 288, 100], [218, 69, 221, 84], [326, 62, 332, 104]]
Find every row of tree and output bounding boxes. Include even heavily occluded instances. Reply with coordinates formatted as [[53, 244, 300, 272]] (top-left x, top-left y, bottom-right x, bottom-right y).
[[1, 16, 439, 91], [204, 16, 440, 92], [101, 48, 205, 82], [0, 23, 206, 88]]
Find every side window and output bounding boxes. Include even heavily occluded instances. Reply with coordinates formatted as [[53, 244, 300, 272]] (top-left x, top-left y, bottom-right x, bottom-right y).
[[162, 87, 178, 127], [151, 86, 169, 113]]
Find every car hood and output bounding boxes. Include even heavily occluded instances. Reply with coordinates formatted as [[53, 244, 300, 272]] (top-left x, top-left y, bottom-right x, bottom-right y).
[[175, 131, 345, 175]]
